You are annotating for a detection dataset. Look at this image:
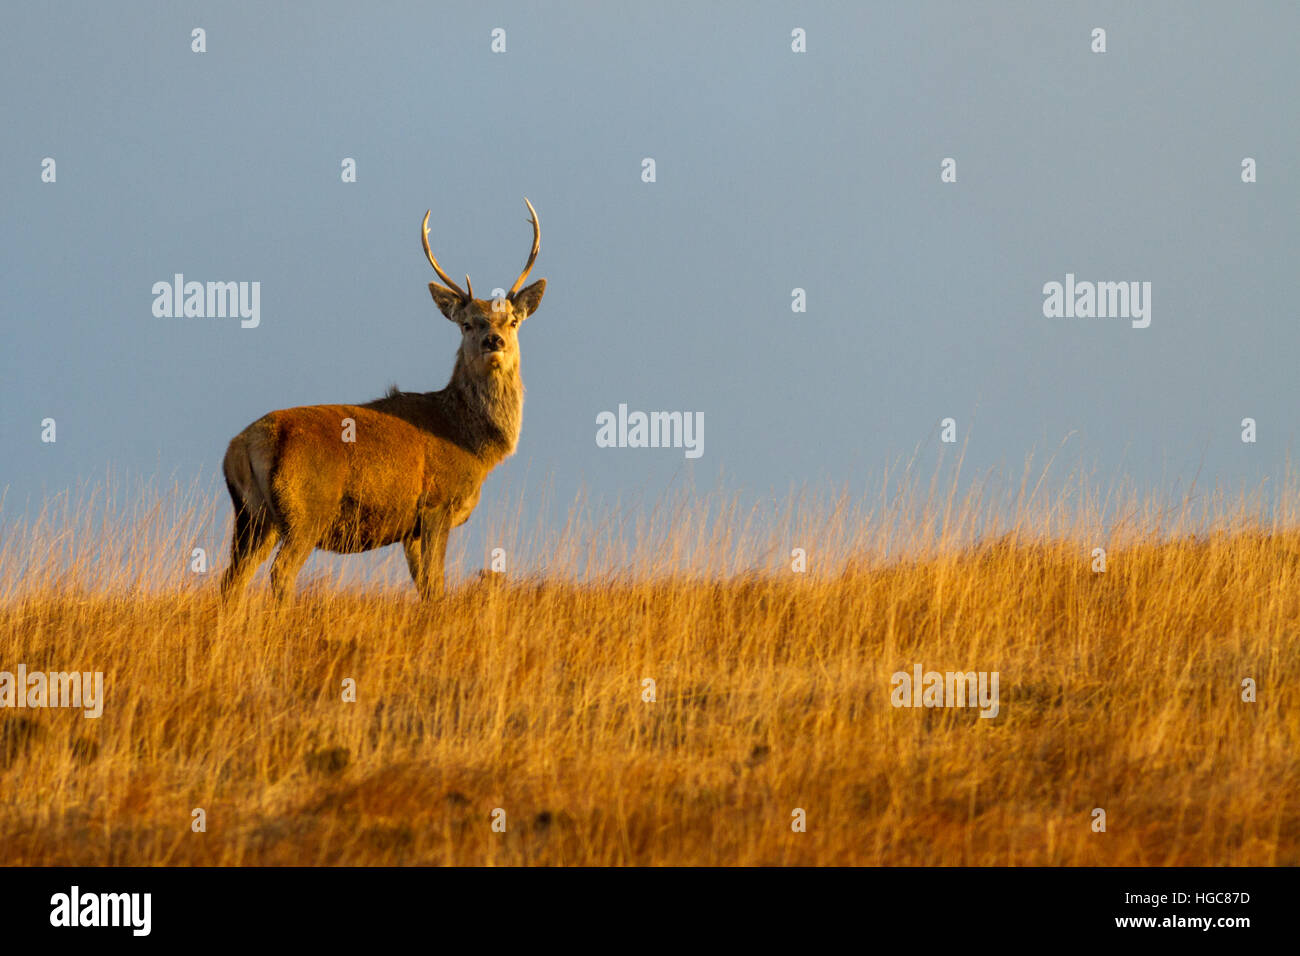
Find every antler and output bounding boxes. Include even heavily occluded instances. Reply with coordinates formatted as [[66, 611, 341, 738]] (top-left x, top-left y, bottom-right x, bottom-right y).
[[421, 210, 471, 301], [507, 198, 541, 298]]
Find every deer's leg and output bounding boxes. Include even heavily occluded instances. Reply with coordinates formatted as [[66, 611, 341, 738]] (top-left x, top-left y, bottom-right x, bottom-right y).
[[414, 508, 451, 600], [269, 531, 314, 603], [402, 536, 424, 593], [220, 506, 279, 602]]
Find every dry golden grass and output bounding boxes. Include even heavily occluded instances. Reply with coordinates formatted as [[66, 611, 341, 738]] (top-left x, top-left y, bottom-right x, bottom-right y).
[[1, 466, 1297, 865]]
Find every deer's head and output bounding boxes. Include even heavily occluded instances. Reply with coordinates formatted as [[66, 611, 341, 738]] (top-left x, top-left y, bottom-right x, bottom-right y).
[[422, 199, 546, 377]]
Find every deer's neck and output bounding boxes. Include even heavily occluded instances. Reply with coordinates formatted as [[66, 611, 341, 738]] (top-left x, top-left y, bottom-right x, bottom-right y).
[[440, 352, 523, 462]]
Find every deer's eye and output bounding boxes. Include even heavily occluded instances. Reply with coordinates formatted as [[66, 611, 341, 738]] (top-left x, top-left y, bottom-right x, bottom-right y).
[[510, 319, 519, 329]]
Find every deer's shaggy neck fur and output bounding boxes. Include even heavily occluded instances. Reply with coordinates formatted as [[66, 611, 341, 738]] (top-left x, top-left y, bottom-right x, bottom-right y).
[[435, 349, 523, 462]]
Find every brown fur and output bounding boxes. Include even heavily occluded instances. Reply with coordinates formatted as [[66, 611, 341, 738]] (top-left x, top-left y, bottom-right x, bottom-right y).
[[220, 277, 545, 602]]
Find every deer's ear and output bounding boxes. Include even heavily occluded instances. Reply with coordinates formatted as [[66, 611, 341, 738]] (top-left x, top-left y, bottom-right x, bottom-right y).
[[510, 278, 546, 319], [428, 283, 464, 321]]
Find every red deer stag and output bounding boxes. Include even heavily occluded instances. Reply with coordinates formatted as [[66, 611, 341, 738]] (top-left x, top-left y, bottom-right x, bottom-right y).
[[219, 200, 545, 601]]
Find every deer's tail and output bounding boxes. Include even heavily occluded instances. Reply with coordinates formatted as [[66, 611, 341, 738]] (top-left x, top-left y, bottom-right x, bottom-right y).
[[223, 420, 282, 529]]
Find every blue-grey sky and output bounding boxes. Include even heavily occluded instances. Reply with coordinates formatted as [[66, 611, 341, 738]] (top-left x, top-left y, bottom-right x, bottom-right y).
[[3, 2, 1298, 576]]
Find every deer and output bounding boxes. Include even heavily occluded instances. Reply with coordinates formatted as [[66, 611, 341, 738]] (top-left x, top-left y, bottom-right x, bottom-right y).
[[218, 200, 545, 602]]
